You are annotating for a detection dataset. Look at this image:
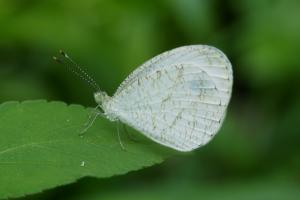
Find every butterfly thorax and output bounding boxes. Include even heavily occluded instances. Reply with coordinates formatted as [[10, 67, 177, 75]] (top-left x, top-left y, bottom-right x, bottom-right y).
[[94, 91, 118, 121]]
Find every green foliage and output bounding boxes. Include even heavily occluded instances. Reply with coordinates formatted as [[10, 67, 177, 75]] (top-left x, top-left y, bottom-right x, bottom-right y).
[[1, 0, 300, 199], [65, 178, 300, 200], [0, 100, 173, 199], [235, 0, 300, 86]]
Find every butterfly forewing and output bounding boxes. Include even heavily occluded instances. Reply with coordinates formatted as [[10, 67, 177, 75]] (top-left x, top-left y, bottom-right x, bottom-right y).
[[106, 45, 233, 151]]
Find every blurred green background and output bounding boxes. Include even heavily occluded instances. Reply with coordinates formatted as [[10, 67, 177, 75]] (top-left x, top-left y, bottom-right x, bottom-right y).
[[1, 0, 300, 199]]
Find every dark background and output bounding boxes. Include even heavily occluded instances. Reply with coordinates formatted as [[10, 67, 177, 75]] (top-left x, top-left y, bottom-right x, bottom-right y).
[[1, 0, 300, 199]]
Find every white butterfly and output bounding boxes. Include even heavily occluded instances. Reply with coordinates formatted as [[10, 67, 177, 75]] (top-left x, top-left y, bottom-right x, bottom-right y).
[[56, 45, 233, 152]]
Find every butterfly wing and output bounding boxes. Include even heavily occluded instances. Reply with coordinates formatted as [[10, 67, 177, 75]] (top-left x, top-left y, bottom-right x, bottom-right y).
[[106, 45, 233, 151]]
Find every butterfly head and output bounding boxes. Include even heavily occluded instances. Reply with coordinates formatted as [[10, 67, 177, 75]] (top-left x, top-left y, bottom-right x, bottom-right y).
[[94, 91, 118, 121], [94, 91, 110, 106]]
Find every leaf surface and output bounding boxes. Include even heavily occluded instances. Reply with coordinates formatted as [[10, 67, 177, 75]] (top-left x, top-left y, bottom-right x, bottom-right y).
[[0, 100, 174, 199]]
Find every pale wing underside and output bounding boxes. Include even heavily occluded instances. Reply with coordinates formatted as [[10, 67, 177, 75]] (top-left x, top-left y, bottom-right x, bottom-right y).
[[107, 45, 233, 151]]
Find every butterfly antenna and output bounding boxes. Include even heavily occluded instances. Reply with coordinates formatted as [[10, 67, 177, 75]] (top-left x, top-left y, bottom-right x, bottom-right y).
[[53, 50, 101, 92]]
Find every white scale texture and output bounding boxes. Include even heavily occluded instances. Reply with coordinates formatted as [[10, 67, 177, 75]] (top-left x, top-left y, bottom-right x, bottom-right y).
[[102, 45, 233, 152]]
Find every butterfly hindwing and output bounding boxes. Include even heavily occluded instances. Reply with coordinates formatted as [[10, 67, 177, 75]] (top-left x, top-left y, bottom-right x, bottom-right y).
[[106, 45, 233, 151]]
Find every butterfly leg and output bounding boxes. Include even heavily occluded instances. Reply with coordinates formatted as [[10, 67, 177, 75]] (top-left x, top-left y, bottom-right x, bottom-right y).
[[80, 105, 104, 135], [83, 105, 101, 126], [117, 121, 126, 151]]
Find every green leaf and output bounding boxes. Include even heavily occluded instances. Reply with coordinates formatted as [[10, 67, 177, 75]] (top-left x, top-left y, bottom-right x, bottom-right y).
[[0, 100, 174, 199]]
